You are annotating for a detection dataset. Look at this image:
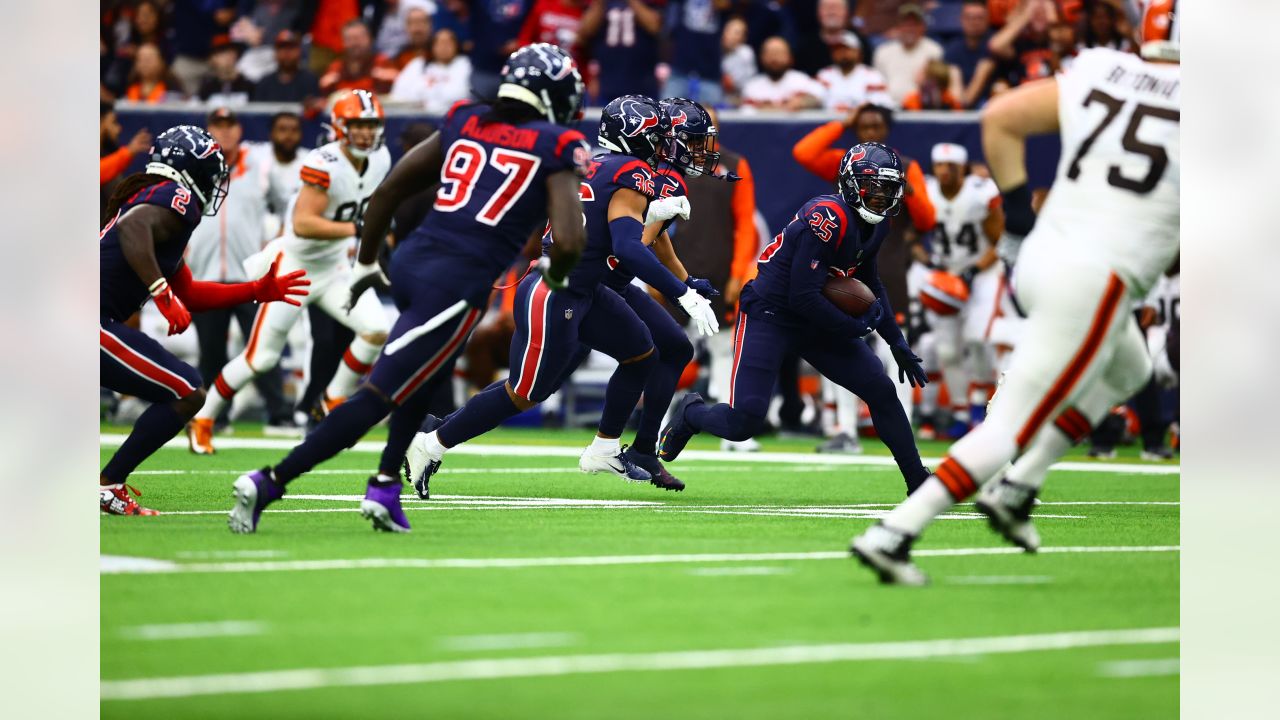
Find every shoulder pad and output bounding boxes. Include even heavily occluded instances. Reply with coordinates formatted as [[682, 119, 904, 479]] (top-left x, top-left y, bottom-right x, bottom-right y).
[[654, 168, 688, 199], [611, 158, 657, 198], [132, 181, 202, 225]]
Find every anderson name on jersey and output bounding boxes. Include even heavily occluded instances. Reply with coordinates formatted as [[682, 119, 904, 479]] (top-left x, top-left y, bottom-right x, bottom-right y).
[[280, 140, 392, 265]]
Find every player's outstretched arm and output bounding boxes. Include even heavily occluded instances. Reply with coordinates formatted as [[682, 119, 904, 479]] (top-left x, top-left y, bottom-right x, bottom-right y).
[[355, 131, 444, 266], [607, 188, 688, 302], [170, 257, 310, 312]]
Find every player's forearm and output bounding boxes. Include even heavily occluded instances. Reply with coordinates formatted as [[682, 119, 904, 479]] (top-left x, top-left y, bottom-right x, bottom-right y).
[[546, 170, 586, 272], [628, 0, 662, 34], [654, 232, 689, 282], [119, 220, 166, 289], [293, 213, 358, 240], [974, 246, 999, 272], [611, 217, 687, 300], [170, 265, 257, 312]]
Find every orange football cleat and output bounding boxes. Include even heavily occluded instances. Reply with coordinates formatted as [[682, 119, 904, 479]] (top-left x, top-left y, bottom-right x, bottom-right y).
[[188, 417, 216, 455]]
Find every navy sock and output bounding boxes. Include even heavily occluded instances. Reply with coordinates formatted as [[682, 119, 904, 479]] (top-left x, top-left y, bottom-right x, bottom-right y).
[[275, 390, 389, 483], [599, 352, 656, 439], [102, 401, 185, 484], [632, 357, 682, 455], [685, 401, 763, 442], [437, 382, 521, 447], [378, 379, 437, 476], [863, 386, 928, 492]]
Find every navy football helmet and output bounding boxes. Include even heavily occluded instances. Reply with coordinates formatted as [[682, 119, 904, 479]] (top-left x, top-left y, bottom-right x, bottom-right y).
[[497, 43, 585, 125], [659, 97, 720, 177], [597, 95, 667, 166], [144, 125, 229, 216], [837, 142, 904, 225]]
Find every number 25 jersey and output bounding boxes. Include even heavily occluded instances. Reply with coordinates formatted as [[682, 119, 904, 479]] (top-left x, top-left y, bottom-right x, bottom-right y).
[[1034, 47, 1180, 296], [280, 140, 391, 265]]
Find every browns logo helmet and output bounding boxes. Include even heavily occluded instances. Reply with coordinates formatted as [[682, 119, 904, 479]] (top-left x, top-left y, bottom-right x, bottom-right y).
[[328, 89, 385, 159]]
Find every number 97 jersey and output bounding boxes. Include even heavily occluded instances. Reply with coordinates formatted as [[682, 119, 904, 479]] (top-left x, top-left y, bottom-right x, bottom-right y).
[[1034, 47, 1180, 297], [280, 141, 392, 266]]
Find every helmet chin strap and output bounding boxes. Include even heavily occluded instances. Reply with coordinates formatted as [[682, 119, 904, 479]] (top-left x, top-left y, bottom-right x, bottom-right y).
[[856, 206, 887, 225]]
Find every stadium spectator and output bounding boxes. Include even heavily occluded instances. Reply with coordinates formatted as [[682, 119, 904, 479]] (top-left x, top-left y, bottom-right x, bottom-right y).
[[734, 0, 792, 52], [873, 4, 943, 105], [102, 0, 174, 94], [302, 0, 364, 76], [392, 6, 435, 69], [376, 0, 439, 59], [720, 16, 756, 107], [124, 43, 184, 103], [319, 20, 400, 96], [740, 37, 824, 111], [253, 31, 323, 110], [817, 32, 893, 112], [466, 0, 531, 97], [260, 111, 308, 222], [665, 0, 733, 107], [987, 0, 1017, 27], [795, 0, 857, 78], [946, 0, 995, 107], [578, 0, 663, 101], [1079, 0, 1134, 52], [170, 0, 237, 96], [99, 102, 153, 189], [227, 0, 304, 82], [988, 0, 1057, 87], [901, 59, 963, 110], [853, 0, 907, 38], [198, 36, 256, 105], [1047, 18, 1078, 71], [517, 0, 587, 65], [389, 29, 472, 114]]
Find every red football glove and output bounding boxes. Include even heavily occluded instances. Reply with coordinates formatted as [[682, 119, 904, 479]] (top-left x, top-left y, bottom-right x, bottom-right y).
[[252, 257, 310, 306], [149, 278, 191, 335]]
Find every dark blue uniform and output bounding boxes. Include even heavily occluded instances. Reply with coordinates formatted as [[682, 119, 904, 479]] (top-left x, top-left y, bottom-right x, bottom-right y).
[[99, 182, 204, 402], [591, 0, 663, 101]]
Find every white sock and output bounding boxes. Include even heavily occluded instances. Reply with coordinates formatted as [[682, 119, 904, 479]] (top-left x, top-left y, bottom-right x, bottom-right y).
[[589, 435, 620, 455], [1007, 425, 1073, 490], [375, 473, 397, 484], [882, 477, 956, 535], [197, 355, 256, 421], [422, 431, 448, 461], [326, 336, 382, 400]]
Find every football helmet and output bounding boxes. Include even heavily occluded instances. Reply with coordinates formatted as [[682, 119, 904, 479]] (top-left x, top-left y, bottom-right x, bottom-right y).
[[837, 142, 904, 225], [1138, 0, 1179, 63], [144, 125, 229, 216], [329, 89, 385, 159], [919, 270, 970, 316], [497, 43, 585, 125], [597, 94, 667, 166], [658, 97, 720, 177]]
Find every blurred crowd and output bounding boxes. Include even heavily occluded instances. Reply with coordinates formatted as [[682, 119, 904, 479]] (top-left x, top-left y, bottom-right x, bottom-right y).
[[101, 0, 1136, 114]]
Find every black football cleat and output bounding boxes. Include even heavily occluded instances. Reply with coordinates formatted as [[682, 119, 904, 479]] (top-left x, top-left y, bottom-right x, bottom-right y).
[[658, 393, 704, 462], [623, 447, 685, 492], [850, 522, 927, 586]]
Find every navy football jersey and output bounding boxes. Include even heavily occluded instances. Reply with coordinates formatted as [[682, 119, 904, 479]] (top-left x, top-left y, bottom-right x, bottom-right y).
[[405, 102, 590, 285], [99, 181, 203, 321], [744, 193, 894, 337], [592, 0, 663, 100], [543, 152, 658, 295], [601, 166, 687, 292]]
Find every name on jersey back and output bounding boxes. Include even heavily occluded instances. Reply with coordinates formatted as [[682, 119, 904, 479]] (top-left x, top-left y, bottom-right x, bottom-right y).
[[461, 115, 538, 151]]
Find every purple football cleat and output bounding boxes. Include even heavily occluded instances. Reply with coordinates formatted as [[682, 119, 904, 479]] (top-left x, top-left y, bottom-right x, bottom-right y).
[[228, 467, 285, 534], [361, 477, 411, 533]]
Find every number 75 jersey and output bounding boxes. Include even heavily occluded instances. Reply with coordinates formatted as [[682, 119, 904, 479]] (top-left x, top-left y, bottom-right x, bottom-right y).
[[280, 140, 391, 265], [1035, 47, 1180, 296]]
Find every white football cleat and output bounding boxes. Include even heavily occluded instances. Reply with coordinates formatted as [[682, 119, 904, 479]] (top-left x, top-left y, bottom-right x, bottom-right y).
[[974, 478, 1041, 552], [850, 522, 928, 586], [578, 445, 651, 482]]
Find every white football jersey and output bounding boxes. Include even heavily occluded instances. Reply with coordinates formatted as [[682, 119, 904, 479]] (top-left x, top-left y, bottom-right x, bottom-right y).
[[817, 64, 895, 111], [1142, 272, 1179, 330], [925, 174, 1000, 273], [280, 140, 391, 265], [1032, 48, 1180, 297]]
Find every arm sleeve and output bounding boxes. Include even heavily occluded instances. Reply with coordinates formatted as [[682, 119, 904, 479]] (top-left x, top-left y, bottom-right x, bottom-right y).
[[100, 147, 134, 185], [610, 216, 688, 301], [729, 157, 758, 281], [787, 229, 873, 338], [791, 121, 847, 182], [853, 251, 907, 346], [903, 160, 936, 232], [169, 264, 258, 312]]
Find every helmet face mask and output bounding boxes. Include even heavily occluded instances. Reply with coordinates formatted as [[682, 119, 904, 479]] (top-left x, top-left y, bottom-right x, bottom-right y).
[[329, 89, 386, 159], [659, 98, 720, 177], [837, 142, 905, 225], [145, 124, 230, 216]]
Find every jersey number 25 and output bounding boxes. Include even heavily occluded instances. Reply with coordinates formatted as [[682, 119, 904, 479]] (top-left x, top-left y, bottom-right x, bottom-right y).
[[435, 139, 543, 226]]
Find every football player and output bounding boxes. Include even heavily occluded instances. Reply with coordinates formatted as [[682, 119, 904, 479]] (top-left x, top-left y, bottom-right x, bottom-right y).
[[916, 142, 1007, 435], [100, 126, 308, 515], [403, 94, 720, 501], [228, 44, 590, 533], [852, 0, 1180, 584], [658, 142, 932, 496], [188, 89, 393, 453]]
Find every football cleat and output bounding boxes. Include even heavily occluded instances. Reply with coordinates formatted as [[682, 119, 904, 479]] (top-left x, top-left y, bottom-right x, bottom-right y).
[[974, 477, 1041, 552], [263, 417, 303, 438], [1140, 446, 1175, 461], [228, 468, 285, 534], [100, 483, 159, 516], [622, 447, 685, 491], [916, 421, 938, 441], [322, 393, 346, 414], [360, 477, 411, 533], [187, 418, 216, 455], [1087, 447, 1117, 460], [658, 393, 704, 462], [579, 443, 651, 482], [404, 415, 444, 500], [850, 522, 927, 586], [816, 432, 863, 455], [720, 437, 760, 452]]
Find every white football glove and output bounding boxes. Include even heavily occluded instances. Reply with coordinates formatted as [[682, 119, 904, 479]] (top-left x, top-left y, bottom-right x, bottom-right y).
[[346, 260, 390, 313], [645, 195, 691, 226], [676, 288, 719, 337]]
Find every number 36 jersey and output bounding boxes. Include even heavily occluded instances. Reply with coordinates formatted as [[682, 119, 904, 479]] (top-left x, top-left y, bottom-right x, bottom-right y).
[[280, 140, 391, 266], [1033, 47, 1180, 296], [925, 174, 999, 274]]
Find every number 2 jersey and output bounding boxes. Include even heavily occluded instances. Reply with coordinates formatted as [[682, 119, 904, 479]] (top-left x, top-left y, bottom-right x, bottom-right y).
[[925, 174, 1000, 274], [99, 181, 202, 321], [279, 140, 391, 265], [1032, 47, 1180, 296]]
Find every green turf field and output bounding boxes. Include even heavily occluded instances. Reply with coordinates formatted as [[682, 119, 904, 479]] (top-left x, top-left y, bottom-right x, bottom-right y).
[[100, 423, 1179, 718]]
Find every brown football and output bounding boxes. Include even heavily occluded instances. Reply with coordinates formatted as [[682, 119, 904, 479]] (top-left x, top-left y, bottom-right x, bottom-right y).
[[822, 276, 876, 316]]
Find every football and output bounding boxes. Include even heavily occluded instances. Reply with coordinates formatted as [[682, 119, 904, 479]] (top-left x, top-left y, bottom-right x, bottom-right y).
[[822, 275, 876, 316]]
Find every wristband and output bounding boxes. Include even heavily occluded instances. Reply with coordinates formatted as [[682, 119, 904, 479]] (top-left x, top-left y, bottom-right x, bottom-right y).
[[148, 277, 170, 297]]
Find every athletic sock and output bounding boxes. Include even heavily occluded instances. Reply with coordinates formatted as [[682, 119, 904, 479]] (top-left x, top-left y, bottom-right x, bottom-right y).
[[102, 402, 186, 484], [436, 382, 521, 447], [881, 477, 956, 535], [630, 356, 680, 456], [597, 353, 656, 439], [683, 400, 761, 442], [196, 356, 254, 420], [274, 390, 389, 483], [378, 377, 435, 476], [864, 388, 929, 493], [588, 434, 620, 455], [326, 336, 380, 400], [1006, 427, 1072, 490]]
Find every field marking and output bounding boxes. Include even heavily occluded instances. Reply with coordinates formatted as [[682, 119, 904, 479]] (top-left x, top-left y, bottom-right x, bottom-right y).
[[117, 621, 267, 641], [100, 545, 1179, 576], [100, 626, 1179, 701], [100, 434, 1179, 476], [130, 465, 855, 476], [438, 632, 580, 652], [101, 555, 179, 573], [174, 550, 289, 560], [655, 509, 1087, 521], [687, 566, 793, 577], [1097, 658, 1180, 678], [943, 575, 1054, 586]]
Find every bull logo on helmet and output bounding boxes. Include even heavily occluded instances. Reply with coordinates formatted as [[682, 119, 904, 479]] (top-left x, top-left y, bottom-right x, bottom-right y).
[[847, 148, 867, 164], [619, 98, 660, 137], [668, 110, 688, 128]]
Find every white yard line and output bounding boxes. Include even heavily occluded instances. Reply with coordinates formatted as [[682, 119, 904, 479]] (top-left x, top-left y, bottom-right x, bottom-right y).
[[1097, 658, 1180, 678], [944, 575, 1054, 586], [117, 621, 267, 641], [100, 434, 1179, 476], [99, 626, 1179, 701], [130, 465, 853, 476], [687, 566, 793, 577], [438, 632, 580, 652], [100, 545, 1179, 576]]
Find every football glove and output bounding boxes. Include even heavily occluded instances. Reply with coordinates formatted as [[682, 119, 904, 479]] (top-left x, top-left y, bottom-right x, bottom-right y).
[[889, 339, 928, 388], [677, 288, 719, 337], [253, 256, 310, 307], [959, 265, 979, 288], [996, 232, 1024, 269], [685, 275, 719, 299], [847, 298, 883, 339], [149, 277, 191, 336], [346, 260, 390, 312], [535, 255, 570, 292], [644, 195, 691, 226]]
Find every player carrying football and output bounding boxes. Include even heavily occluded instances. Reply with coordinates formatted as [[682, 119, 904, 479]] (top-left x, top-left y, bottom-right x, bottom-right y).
[[658, 142, 932, 495], [100, 126, 308, 515], [228, 44, 589, 534], [852, 0, 1180, 584]]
